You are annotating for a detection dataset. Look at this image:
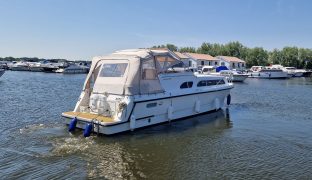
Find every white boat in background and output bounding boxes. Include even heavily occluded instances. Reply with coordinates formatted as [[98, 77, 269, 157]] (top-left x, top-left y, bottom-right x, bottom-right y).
[[42, 61, 68, 73], [0, 69, 5, 77], [284, 67, 305, 77], [249, 66, 288, 79], [219, 70, 249, 82], [201, 66, 248, 82], [10, 61, 29, 71], [29, 62, 44, 72], [62, 49, 233, 136], [56, 64, 89, 74]]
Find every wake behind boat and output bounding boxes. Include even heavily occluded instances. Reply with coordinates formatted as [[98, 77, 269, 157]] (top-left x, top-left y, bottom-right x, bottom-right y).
[[62, 49, 234, 136]]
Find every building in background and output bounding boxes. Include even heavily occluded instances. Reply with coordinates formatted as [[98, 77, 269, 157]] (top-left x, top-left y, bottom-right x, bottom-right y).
[[173, 52, 197, 68], [216, 56, 246, 70], [184, 53, 219, 69]]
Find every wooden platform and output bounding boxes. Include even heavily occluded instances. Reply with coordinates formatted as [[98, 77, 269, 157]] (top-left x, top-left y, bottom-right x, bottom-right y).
[[62, 111, 115, 123]]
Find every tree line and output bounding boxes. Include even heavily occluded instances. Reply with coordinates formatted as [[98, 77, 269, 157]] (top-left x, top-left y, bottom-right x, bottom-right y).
[[153, 42, 312, 69]]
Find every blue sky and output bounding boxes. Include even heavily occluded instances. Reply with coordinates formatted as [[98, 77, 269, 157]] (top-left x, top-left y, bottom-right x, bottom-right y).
[[0, 0, 312, 60]]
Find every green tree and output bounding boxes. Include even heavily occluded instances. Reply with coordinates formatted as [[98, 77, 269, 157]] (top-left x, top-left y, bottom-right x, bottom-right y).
[[268, 49, 282, 65], [246, 47, 268, 67], [179, 47, 196, 53], [306, 60, 312, 69], [281, 47, 299, 67], [223, 41, 247, 59]]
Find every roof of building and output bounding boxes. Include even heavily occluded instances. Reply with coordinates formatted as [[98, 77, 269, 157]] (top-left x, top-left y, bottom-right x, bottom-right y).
[[173, 51, 189, 59], [184, 53, 218, 61], [217, 56, 245, 63]]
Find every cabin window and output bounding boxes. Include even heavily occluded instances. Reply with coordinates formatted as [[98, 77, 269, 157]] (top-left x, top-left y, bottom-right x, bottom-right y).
[[99, 63, 128, 77], [201, 61, 204, 66], [146, 102, 157, 108], [221, 62, 225, 66], [180, 81, 193, 89], [142, 58, 157, 80], [208, 61, 211, 65], [189, 61, 191, 67], [242, 63, 245, 67], [232, 63, 235, 68], [197, 80, 225, 87], [197, 80, 207, 87]]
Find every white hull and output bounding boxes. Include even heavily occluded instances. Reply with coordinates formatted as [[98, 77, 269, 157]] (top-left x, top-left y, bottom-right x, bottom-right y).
[[10, 66, 29, 71], [249, 71, 288, 79], [29, 66, 44, 72], [63, 69, 89, 74], [294, 72, 304, 77], [63, 88, 231, 135], [232, 74, 248, 82]]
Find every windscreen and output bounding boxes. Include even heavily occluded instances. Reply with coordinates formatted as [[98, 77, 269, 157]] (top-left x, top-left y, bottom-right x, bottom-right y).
[[99, 63, 128, 77]]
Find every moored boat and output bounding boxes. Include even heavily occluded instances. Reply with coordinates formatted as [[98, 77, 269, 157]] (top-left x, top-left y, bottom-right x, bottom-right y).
[[249, 66, 288, 79], [56, 63, 89, 74], [62, 49, 234, 136], [10, 61, 29, 71]]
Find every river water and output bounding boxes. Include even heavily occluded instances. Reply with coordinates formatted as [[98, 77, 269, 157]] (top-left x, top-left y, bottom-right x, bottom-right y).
[[0, 71, 311, 179]]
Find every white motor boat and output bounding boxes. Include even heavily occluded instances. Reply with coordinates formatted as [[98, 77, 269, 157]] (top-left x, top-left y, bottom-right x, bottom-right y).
[[249, 66, 288, 79], [219, 70, 249, 82], [29, 62, 44, 72], [284, 67, 304, 77], [62, 49, 234, 136], [10, 61, 29, 71], [56, 64, 89, 74], [0, 69, 5, 77]]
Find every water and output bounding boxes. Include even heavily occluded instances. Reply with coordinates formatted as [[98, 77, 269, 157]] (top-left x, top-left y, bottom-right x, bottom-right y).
[[0, 71, 312, 179]]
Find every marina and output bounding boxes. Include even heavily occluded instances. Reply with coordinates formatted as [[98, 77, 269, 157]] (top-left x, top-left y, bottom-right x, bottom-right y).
[[1, 0, 312, 178], [0, 71, 311, 178]]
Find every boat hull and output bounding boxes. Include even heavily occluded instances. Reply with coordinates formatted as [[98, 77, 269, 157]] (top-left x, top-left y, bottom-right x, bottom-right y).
[[249, 72, 288, 79], [63, 88, 231, 135], [10, 66, 29, 71], [232, 74, 248, 82]]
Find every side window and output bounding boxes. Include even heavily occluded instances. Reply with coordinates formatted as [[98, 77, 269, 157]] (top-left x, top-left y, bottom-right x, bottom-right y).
[[146, 102, 157, 108], [180, 81, 193, 89], [218, 80, 225, 84], [99, 63, 128, 77], [197, 80, 207, 87], [142, 58, 157, 80], [207, 80, 216, 86]]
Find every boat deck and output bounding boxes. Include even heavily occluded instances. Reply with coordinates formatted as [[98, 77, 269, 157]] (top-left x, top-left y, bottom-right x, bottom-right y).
[[62, 111, 115, 123]]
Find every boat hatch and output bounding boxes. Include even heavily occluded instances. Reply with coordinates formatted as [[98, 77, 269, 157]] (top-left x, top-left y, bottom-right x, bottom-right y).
[[62, 111, 115, 123]]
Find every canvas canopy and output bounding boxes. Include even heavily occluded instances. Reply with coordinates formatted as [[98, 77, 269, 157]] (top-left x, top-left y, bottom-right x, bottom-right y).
[[83, 49, 182, 95]]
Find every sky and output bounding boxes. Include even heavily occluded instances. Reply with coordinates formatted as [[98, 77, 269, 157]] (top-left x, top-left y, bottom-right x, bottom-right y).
[[0, 0, 312, 60]]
